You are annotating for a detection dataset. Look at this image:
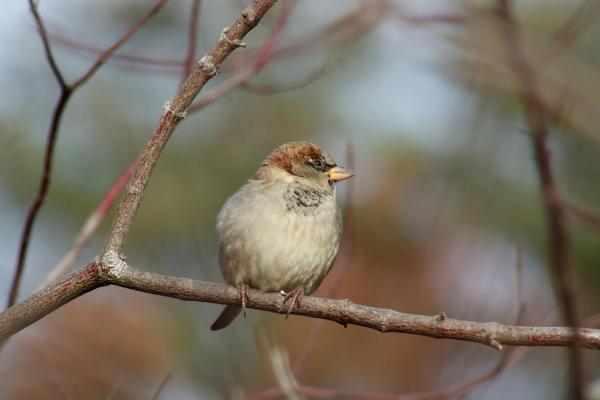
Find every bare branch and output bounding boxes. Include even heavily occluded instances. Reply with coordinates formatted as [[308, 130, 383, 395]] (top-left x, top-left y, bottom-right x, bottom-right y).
[[495, 1, 583, 397], [2, 262, 600, 350], [8, 89, 71, 308], [103, 0, 279, 255], [48, 0, 383, 76], [240, 59, 335, 95], [8, 0, 168, 309], [151, 372, 172, 400], [37, 160, 136, 289], [49, 31, 182, 69], [270, 350, 525, 400], [28, 0, 67, 89], [72, 0, 167, 89], [181, 0, 202, 83], [188, 0, 294, 113], [564, 200, 600, 232], [553, 0, 600, 49]]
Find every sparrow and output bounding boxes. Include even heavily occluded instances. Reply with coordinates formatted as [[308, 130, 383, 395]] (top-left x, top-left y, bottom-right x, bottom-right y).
[[210, 141, 354, 330]]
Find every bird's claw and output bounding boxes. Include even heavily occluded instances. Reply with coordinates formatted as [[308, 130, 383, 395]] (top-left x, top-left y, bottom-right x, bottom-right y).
[[237, 283, 249, 317], [281, 287, 304, 319]]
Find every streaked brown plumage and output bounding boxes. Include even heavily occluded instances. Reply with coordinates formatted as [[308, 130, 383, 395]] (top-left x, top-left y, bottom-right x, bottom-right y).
[[210, 142, 353, 330]]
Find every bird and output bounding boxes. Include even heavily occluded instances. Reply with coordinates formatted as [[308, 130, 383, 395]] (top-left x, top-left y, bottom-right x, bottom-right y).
[[210, 141, 354, 330]]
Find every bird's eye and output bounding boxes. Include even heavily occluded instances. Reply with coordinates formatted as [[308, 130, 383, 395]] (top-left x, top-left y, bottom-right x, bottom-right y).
[[310, 159, 324, 170]]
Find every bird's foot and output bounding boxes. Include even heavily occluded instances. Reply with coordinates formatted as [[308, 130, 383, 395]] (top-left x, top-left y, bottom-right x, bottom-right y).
[[281, 287, 304, 319], [237, 283, 250, 317]]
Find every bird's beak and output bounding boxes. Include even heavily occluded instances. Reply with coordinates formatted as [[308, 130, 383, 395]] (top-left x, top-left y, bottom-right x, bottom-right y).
[[325, 165, 354, 181]]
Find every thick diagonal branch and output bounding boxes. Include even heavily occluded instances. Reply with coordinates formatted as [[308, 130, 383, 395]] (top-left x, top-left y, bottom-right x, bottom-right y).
[[104, 0, 278, 255]]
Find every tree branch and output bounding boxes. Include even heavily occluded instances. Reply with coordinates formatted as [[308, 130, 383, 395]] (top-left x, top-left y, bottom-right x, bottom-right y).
[[103, 0, 279, 255], [181, 0, 202, 83], [495, 1, 583, 397], [37, 160, 136, 289], [8, 89, 71, 308], [188, 0, 294, 113], [8, 0, 168, 308], [2, 261, 600, 350], [70, 0, 167, 89]]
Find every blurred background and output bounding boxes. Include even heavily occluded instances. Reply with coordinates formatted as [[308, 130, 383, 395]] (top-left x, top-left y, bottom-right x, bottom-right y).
[[1, 0, 599, 398]]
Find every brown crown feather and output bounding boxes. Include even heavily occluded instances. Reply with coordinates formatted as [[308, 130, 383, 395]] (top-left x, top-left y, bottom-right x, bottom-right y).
[[261, 141, 325, 174]]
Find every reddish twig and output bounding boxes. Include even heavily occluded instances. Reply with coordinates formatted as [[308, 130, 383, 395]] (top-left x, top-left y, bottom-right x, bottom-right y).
[[299, 353, 520, 399], [49, 30, 182, 68], [251, 310, 525, 400], [240, 59, 335, 95], [182, 0, 202, 83], [188, 0, 295, 113], [553, 0, 600, 49], [103, 0, 279, 254], [564, 200, 600, 232], [584, 313, 600, 328], [8, 0, 168, 309], [37, 160, 136, 289], [294, 348, 522, 400], [151, 372, 172, 400], [393, 8, 472, 25], [495, 1, 583, 398], [71, 0, 167, 89], [252, 236, 529, 400], [48, 1, 387, 78], [258, 1, 388, 68]]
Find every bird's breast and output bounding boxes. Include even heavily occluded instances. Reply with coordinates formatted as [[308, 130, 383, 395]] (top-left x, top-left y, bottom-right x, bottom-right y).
[[217, 180, 342, 294]]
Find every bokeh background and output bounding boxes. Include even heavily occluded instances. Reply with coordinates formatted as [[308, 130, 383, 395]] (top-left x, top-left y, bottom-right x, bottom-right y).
[[1, 0, 600, 398]]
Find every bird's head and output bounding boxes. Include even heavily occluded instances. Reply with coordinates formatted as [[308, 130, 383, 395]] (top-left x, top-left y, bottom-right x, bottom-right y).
[[256, 141, 354, 190]]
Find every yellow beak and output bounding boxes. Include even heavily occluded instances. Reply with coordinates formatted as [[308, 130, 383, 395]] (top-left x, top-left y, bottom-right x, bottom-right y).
[[325, 166, 354, 181]]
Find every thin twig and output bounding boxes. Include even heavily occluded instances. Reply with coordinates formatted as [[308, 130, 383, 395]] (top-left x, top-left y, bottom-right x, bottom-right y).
[[293, 349, 524, 400], [71, 0, 168, 89], [151, 372, 172, 400], [495, 1, 583, 397], [48, 1, 385, 75], [8, 89, 71, 308], [182, 0, 202, 83], [286, 335, 530, 400], [257, 330, 304, 400], [37, 160, 136, 289], [8, 0, 168, 309], [564, 200, 600, 232], [514, 245, 527, 321], [553, 0, 600, 49], [28, 0, 67, 89], [188, 0, 295, 113], [240, 59, 336, 95], [49, 30, 182, 68]]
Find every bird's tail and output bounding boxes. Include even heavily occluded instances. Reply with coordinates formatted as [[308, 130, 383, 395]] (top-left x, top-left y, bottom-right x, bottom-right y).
[[210, 305, 242, 330]]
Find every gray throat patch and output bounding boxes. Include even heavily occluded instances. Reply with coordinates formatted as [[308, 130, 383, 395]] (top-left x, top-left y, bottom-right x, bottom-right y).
[[284, 185, 329, 215]]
